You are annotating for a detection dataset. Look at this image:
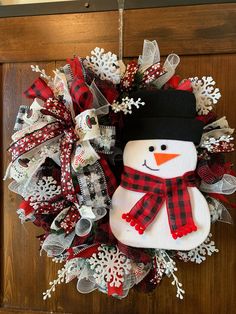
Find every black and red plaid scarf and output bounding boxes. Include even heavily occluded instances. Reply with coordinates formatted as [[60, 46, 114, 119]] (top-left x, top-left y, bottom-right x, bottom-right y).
[[121, 166, 198, 239]]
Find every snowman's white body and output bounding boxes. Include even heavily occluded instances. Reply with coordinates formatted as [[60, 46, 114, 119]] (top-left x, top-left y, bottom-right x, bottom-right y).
[[110, 139, 211, 251]]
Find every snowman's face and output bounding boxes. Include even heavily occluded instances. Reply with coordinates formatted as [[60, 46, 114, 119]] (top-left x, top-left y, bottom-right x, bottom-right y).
[[123, 139, 197, 178]]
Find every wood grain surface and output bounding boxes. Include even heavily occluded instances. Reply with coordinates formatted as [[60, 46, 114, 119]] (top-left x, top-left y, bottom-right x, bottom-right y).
[[0, 64, 3, 308], [0, 3, 235, 62], [0, 3, 236, 314]]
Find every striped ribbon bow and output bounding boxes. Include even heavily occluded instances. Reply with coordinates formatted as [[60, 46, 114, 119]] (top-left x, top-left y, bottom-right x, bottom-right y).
[[9, 78, 79, 204]]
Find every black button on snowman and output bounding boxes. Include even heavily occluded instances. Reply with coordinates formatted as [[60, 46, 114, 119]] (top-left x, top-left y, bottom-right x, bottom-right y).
[[110, 89, 211, 250]]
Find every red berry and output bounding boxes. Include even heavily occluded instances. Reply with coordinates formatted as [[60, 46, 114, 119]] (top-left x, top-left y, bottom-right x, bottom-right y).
[[130, 220, 135, 226]]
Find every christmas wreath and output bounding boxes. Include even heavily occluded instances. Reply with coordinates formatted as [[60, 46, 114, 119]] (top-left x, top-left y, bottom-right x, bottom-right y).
[[5, 40, 235, 300]]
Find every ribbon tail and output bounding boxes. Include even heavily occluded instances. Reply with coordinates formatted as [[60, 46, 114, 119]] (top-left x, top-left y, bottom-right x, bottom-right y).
[[167, 186, 197, 239], [60, 132, 78, 204], [122, 193, 161, 235], [107, 282, 123, 297]]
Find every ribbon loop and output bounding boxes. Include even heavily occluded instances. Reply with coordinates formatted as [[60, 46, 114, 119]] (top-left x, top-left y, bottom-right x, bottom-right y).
[[67, 57, 93, 113], [138, 39, 160, 72]]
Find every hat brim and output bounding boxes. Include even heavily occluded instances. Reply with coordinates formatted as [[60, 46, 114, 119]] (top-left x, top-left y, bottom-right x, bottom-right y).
[[124, 117, 204, 145]]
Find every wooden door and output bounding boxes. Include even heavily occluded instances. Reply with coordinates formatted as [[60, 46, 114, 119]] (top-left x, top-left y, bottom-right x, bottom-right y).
[[0, 3, 236, 314]]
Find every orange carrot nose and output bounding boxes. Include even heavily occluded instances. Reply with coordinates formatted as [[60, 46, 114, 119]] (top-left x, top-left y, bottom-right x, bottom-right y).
[[154, 152, 180, 166]]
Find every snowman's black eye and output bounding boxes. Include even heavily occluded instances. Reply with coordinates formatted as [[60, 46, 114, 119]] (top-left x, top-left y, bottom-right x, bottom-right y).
[[149, 146, 155, 152], [161, 144, 167, 151]]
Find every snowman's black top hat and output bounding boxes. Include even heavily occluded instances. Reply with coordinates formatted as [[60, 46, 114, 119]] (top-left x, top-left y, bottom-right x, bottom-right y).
[[124, 89, 204, 144]]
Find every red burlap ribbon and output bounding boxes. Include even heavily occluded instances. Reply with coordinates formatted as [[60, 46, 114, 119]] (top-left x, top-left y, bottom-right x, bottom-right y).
[[166, 75, 193, 91]]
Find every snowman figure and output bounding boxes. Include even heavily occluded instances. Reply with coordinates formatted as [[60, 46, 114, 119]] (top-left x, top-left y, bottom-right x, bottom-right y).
[[110, 89, 211, 250]]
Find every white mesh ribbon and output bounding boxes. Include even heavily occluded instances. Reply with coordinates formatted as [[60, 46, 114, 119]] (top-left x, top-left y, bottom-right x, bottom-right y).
[[138, 39, 160, 72], [42, 231, 75, 257], [74, 205, 107, 236], [78, 205, 107, 221], [123, 262, 151, 293], [92, 207, 107, 221], [75, 218, 93, 237], [77, 263, 97, 294], [153, 53, 180, 88], [207, 196, 233, 224], [90, 81, 110, 116], [200, 174, 236, 195], [204, 116, 230, 131], [200, 116, 234, 151], [65, 257, 83, 283]]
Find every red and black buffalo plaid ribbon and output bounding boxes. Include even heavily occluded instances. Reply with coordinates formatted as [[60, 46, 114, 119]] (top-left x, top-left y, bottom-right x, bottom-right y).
[[197, 155, 225, 184], [121, 166, 198, 239], [24, 77, 54, 101], [67, 57, 93, 115]]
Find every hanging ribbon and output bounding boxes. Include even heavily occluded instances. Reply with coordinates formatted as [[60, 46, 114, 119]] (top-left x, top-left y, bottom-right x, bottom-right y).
[[107, 283, 123, 297]]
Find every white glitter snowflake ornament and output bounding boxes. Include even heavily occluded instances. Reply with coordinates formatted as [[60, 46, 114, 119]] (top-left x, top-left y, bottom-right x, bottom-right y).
[[178, 233, 219, 264], [190, 76, 221, 115], [27, 176, 61, 202], [84, 47, 121, 84], [88, 245, 131, 290]]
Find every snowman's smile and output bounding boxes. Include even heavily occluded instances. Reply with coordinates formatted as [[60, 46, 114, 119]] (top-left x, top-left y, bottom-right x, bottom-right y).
[[142, 160, 159, 171]]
